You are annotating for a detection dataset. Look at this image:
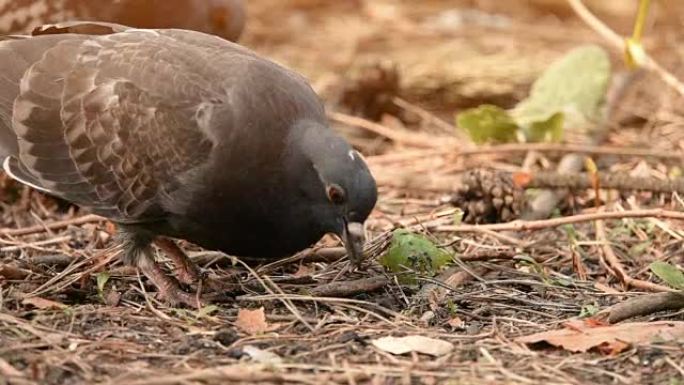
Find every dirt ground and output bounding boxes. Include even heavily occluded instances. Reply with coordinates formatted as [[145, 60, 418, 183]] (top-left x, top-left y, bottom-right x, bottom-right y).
[[2, 1, 684, 384]]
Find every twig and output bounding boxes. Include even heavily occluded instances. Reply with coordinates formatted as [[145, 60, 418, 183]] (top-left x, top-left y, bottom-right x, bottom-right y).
[[0, 235, 72, 252], [257, 247, 347, 274], [108, 364, 309, 385], [232, 257, 315, 332], [517, 171, 684, 194], [595, 219, 673, 292], [328, 111, 450, 148], [0, 214, 104, 236], [309, 276, 390, 297], [367, 143, 684, 167], [417, 265, 491, 305], [608, 292, 684, 323], [567, 0, 684, 97], [435, 208, 684, 233], [29, 254, 74, 268], [461, 142, 683, 161], [392, 96, 465, 138], [237, 294, 406, 323]]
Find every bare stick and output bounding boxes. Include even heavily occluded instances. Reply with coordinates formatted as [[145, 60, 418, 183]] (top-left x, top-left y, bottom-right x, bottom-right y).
[[309, 276, 390, 297], [595, 219, 673, 292], [608, 292, 684, 323], [328, 111, 450, 148], [0, 214, 104, 237], [435, 209, 684, 233], [567, 0, 684, 97]]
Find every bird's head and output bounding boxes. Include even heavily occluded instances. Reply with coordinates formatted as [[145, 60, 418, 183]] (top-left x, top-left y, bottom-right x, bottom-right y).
[[289, 120, 378, 265]]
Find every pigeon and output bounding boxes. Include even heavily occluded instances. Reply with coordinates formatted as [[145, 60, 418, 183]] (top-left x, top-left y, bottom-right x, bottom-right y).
[[0, 0, 245, 42], [0, 22, 377, 307]]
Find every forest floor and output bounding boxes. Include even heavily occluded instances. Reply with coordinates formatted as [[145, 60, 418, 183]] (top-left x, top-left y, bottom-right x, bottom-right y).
[[2, 1, 684, 384]]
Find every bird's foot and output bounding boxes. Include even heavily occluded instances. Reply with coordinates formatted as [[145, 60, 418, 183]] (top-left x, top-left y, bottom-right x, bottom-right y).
[[157, 285, 205, 309], [154, 237, 203, 286], [138, 249, 205, 309]]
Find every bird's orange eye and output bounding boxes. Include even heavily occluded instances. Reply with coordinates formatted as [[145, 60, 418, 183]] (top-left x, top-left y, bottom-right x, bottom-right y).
[[326, 184, 346, 204]]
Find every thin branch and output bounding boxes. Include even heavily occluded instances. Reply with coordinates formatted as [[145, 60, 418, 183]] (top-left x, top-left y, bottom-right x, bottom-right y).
[[608, 292, 684, 323], [595, 219, 673, 293], [309, 276, 390, 297], [434, 209, 684, 233], [366, 143, 684, 167], [0, 214, 104, 237], [328, 111, 451, 148], [567, 0, 684, 97]]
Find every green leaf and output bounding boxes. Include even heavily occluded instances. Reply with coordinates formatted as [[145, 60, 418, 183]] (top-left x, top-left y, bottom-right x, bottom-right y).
[[456, 104, 519, 144], [511, 45, 611, 134], [523, 112, 564, 142], [579, 303, 599, 318], [196, 305, 219, 319], [453, 209, 464, 226], [380, 229, 452, 284], [96, 272, 110, 294], [650, 261, 684, 290]]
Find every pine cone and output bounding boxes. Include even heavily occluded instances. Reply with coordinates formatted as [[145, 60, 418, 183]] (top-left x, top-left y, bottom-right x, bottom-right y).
[[451, 169, 524, 224]]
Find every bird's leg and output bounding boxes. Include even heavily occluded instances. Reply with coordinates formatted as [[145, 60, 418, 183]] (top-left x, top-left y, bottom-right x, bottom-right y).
[[154, 237, 202, 285], [137, 247, 203, 308], [119, 230, 202, 308]]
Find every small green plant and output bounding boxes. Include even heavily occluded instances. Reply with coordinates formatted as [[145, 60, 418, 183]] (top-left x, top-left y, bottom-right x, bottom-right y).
[[380, 229, 452, 284], [579, 303, 600, 318], [96, 272, 110, 303], [456, 45, 611, 144], [650, 261, 684, 290]]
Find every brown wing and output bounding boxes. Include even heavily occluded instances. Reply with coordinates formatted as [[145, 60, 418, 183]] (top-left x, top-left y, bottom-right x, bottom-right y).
[[4, 28, 228, 223]]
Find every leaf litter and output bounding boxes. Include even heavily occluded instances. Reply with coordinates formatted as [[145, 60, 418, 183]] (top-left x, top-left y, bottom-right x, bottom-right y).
[[2, 1, 684, 384], [516, 320, 684, 353]]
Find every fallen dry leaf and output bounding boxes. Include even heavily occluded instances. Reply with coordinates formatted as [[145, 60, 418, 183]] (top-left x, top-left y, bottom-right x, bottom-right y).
[[242, 345, 283, 364], [22, 296, 67, 310], [512, 172, 533, 188], [292, 264, 313, 278], [234, 307, 279, 335], [516, 320, 684, 353], [447, 316, 465, 329], [596, 340, 631, 356], [371, 335, 453, 356]]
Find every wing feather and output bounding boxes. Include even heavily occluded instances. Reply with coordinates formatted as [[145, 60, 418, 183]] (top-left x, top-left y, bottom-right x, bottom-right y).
[[6, 28, 223, 223]]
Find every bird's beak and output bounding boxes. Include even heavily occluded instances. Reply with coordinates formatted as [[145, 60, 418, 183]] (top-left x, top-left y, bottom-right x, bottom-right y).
[[342, 220, 365, 266]]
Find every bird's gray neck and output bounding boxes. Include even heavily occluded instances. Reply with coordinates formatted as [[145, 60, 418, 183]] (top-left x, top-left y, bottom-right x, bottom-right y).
[[287, 120, 351, 173]]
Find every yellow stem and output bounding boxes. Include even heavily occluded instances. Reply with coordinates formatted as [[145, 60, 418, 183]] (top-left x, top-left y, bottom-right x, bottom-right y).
[[632, 0, 651, 42]]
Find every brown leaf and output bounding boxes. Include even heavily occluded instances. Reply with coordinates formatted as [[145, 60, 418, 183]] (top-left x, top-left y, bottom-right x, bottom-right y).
[[22, 296, 67, 310], [597, 340, 630, 356], [104, 291, 122, 307], [512, 172, 532, 188], [292, 264, 313, 278], [447, 316, 465, 330], [371, 335, 453, 356], [582, 318, 609, 328], [516, 321, 684, 353], [234, 307, 275, 335]]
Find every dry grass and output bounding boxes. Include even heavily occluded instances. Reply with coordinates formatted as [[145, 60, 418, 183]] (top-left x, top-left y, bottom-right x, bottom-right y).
[[2, 1, 684, 384]]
